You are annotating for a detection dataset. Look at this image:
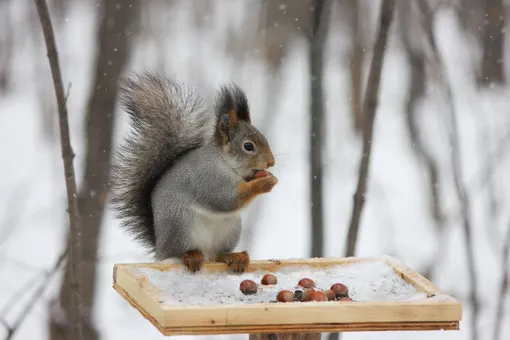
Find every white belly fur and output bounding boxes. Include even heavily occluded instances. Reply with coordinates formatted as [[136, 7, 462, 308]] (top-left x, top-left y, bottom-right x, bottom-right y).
[[190, 205, 240, 261]]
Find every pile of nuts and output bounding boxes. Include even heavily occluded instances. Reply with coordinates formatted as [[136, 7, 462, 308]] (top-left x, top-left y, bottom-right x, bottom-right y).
[[239, 274, 353, 303]]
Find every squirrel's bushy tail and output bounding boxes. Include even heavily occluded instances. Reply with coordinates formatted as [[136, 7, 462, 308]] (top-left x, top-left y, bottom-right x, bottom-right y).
[[109, 72, 213, 251]]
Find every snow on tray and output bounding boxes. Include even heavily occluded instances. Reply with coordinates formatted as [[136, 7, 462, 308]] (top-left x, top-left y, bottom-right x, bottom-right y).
[[129, 260, 427, 306]]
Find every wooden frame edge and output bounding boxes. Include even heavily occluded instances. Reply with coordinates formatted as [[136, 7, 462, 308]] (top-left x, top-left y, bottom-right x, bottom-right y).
[[113, 282, 166, 333], [155, 321, 460, 336], [381, 256, 463, 321], [113, 256, 380, 273], [381, 256, 441, 294], [113, 264, 167, 327]]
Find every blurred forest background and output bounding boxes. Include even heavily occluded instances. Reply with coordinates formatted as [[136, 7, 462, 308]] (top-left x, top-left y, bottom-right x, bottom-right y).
[[0, 0, 510, 339]]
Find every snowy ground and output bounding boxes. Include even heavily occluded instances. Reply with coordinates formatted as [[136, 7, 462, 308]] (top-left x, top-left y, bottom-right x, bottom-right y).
[[0, 1, 509, 339]]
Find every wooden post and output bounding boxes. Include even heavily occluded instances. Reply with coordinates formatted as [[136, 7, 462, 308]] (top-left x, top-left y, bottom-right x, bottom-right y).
[[249, 333, 320, 340]]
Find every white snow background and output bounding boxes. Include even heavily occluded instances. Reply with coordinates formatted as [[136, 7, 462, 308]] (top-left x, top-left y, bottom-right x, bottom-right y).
[[0, 0, 509, 339]]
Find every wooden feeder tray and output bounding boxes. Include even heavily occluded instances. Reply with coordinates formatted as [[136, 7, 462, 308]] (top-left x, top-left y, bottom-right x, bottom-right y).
[[112, 256, 462, 336]]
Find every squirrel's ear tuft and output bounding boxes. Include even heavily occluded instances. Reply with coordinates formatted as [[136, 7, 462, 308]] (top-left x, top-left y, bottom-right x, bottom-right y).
[[215, 83, 251, 123], [218, 112, 233, 141]]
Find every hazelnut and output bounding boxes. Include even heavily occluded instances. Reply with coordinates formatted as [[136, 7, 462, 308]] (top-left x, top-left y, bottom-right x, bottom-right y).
[[330, 283, 348, 298], [325, 289, 336, 301], [277, 290, 294, 302], [298, 278, 316, 289], [239, 279, 258, 295], [310, 291, 328, 302], [302, 288, 316, 302], [261, 274, 277, 285], [254, 170, 268, 179], [339, 297, 353, 302]]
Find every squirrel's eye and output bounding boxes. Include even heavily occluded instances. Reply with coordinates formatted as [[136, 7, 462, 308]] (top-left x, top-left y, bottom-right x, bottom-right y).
[[243, 142, 255, 152]]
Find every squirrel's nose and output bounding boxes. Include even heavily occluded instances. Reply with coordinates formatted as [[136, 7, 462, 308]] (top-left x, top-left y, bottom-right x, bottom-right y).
[[267, 156, 275, 167]]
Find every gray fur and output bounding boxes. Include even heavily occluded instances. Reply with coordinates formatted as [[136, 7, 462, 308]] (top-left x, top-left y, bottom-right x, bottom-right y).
[[152, 144, 244, 260], [109, 71, 275, 261]]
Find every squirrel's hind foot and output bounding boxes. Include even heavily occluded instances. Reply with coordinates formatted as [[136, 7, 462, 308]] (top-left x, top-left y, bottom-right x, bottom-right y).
[[216, 250, 250, 274], [180, 250, 205, 273]]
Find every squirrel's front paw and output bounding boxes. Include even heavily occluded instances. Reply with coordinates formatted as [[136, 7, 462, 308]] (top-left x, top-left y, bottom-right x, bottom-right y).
[[216, 251, 250, 274], [180, 250, 204, 273], [253, 173, 278, 193]]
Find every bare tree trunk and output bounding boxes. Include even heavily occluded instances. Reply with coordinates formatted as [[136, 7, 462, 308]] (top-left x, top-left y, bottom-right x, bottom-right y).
[[344, 0, 395, 257], [479, 0, 505, 86], [49, 2, 139, 340], [347, 0, 364, 135], [33, 0, 83, 339], [258, 0, 314, 69], [309, 0, 332, 258]]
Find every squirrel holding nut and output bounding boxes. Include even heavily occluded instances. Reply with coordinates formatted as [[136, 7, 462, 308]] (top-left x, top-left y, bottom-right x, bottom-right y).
[[109, 72, 278, 274]]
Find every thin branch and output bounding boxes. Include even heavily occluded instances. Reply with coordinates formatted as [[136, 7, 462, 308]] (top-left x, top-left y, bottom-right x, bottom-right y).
[[493, 222, 510, 340], [470, 131, 510, 261], [476, 108, 501, 262], [33, 0, 83, 339], [469, 131, 510, 194], [398, 0, 445, 280], [0, 190, 28, 248], [64, 82, 71, 102], [2, 248, 68, 340], [344, 0, 395, 257], [0, 254, 43, 273], [415, 2, 479, 340], [0, 318, 8, 332], [0, 271, 43, 319]]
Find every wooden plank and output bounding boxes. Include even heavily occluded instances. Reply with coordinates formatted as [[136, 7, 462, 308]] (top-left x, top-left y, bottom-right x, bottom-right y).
[[152, 301, 461, 327], [157, 321, 458, 335], [114, 256, 377, 273], [155, 321, 458, 336], [112, 256, 462, 335], [117, 317, 458, 336]]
